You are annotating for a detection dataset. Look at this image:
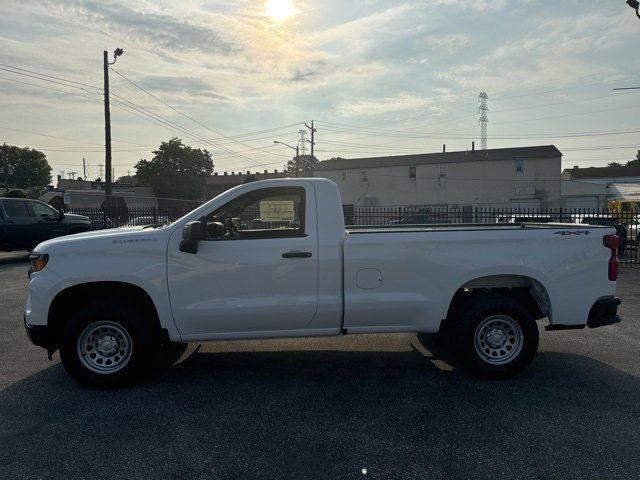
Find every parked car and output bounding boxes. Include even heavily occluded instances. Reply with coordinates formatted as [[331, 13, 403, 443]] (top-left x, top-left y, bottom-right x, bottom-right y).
[[72, 212, 113, 230], [496, 214, 554, 223], [124, 216, 170, 227], [24, 178, 621, 387], [625, 216, 639, 250], [0, 198, 90, 252], [573, 214, 627, 255]]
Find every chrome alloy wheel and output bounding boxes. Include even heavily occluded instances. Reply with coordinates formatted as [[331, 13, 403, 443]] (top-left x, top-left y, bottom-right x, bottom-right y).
[[474, 315, 523, 365], [77, 321, 133, 374]]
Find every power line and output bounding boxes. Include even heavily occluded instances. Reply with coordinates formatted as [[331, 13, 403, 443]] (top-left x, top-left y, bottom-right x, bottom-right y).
[[0, 66, 101, 95], [0, 62, 102, 91], [109, 67, 288, 159], [0, 62, 290, 169]]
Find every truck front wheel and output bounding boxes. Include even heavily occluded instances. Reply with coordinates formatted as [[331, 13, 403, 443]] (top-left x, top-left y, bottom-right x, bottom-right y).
[[451, 295, 539, 378], [59, 300, 157, 388]]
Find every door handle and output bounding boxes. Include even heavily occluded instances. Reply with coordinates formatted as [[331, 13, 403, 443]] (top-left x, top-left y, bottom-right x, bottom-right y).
[[282, 251, 312, 258]]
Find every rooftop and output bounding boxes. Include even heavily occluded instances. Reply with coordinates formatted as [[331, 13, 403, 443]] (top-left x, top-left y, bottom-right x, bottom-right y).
[[564, 165, 640, 180], [314, 145, 562, 171]]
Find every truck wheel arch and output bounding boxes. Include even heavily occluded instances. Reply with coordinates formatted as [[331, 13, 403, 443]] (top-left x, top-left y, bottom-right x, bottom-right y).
[[48, 281, 162, 346], [446, 275, 551, 324]]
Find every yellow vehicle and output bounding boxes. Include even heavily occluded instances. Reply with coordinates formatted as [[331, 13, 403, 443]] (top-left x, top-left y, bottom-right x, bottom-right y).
[[608, 200, 640, 224]]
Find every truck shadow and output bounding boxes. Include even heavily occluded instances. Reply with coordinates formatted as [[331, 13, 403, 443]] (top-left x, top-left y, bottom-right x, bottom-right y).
[[1, 347, 639, 478]]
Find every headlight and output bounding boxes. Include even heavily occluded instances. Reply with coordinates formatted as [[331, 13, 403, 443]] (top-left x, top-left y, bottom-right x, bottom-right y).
[[28, 253, 49, 278]]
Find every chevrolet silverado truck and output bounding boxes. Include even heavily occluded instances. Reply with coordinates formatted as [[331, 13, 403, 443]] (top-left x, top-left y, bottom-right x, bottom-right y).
[[24, 178, 622, 387]]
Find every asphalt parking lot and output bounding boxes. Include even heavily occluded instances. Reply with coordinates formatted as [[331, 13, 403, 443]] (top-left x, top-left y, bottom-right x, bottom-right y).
[[1, 251, 639, 480]]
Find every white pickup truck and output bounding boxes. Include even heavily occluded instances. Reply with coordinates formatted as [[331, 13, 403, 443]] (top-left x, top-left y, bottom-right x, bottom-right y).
[[24, 178, 622, 387]]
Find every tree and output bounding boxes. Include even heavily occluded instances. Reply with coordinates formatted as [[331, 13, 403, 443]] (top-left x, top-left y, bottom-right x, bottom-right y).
[[608, 162, 623, 167], [116, 174, 137, 185], [135, 138, 214, 200], [627, 150, 640, 167], [285, 154, 319, 176], [0, 144, 52, 188]]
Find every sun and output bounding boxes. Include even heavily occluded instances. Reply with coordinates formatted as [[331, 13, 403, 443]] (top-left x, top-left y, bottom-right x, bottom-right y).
[[264, 0, 297, 22]]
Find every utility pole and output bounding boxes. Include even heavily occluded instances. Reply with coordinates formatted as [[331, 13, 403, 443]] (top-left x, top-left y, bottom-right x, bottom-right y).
[[1, 143, 8, 195], [103, 48, 124, 198], [82, 158, 86, 180], [305, 120, 317, 157]]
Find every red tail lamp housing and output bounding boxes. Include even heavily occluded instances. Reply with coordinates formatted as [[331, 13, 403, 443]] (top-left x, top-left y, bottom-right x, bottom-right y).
[[603, 235, 619, 281]]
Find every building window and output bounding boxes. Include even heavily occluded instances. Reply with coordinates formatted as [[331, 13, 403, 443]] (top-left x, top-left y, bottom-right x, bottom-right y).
[[341, 172, 347, 182], [515, 159, 524, 173], [409, 167, 416, 178], [361, 170, 368, 183], [439, 166, 446, 177]]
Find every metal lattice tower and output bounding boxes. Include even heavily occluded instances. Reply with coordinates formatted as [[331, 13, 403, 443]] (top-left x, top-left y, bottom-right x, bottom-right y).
[[298, 129, 308, 156], [478, 92, 488, 150]]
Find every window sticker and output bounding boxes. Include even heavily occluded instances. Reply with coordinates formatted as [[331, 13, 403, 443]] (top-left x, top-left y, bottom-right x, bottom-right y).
[[260, 200, 295, 221]]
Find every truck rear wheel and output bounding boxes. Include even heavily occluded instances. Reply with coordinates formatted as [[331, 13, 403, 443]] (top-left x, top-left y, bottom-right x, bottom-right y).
[[450, 295, 539, 378], [59, 300, 157, 388]]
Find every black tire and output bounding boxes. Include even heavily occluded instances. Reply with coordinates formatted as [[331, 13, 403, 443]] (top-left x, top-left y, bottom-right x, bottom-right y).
[[449, 294, 539, 378], [59, 299, 158, 388]]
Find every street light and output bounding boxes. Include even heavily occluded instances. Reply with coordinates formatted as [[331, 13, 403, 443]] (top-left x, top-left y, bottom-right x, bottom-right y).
[[627, 0, 640, 19], [103, 47, 124, 197], [273, 140, 300, 177]]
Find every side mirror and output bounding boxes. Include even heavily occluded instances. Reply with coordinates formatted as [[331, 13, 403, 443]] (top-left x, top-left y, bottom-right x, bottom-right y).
[[179, 221, 205, 254], [58, 208, 65, 220], [206, 221, 226, 239]]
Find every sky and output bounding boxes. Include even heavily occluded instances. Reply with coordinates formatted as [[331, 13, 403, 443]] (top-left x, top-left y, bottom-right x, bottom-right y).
[[0, 0, 639, 181]]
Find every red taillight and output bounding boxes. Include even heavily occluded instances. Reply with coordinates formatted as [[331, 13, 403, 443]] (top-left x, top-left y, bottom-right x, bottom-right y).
[[603, 235, 619, 281]]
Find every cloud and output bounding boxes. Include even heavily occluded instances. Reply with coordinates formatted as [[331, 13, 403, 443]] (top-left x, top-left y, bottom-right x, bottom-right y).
[[420, 33, 473, 54], [337, 94, 435, 116], [431, 0, 508, 12]]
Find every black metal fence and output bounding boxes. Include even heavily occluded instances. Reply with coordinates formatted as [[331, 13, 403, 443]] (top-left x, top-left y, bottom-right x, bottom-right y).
[[69, 206, 195, 230], [70, 204, 639, 267], [344, 205, 639, 267]]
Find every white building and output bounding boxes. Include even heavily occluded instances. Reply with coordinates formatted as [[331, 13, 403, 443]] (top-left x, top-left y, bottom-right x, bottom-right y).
[[560, 166, 640, 209], [314, 145, 562, 209]]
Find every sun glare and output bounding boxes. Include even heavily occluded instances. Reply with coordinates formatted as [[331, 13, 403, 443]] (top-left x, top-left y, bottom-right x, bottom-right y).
[[265, 0, 297, 22]]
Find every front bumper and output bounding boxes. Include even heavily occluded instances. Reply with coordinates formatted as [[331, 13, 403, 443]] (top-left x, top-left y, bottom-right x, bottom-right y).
[[587, 297, 622, 328], [24, 315, 55, 350]]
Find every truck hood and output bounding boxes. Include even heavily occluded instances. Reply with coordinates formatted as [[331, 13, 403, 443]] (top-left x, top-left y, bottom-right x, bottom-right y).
[[34, 226, 166, 253], [64, 213, 90, 222]]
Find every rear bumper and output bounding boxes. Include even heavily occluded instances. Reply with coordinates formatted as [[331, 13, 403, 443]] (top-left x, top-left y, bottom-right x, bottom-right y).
[[587, 296, 622, 328], [545, 296, 621, 331]]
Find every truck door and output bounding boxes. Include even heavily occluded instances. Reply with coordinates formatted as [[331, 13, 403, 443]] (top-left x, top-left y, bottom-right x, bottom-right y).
[[29, 200, 65, 243], [167, 183, 319, 337], [0, 200, 37, 249]]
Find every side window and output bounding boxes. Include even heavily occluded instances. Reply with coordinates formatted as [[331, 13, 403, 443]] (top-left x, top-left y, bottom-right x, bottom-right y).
[[3, 201, 32, 218], [207, 186, 306, 239], [31, 201, 57, 218], [515, 159, 524, 173]]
